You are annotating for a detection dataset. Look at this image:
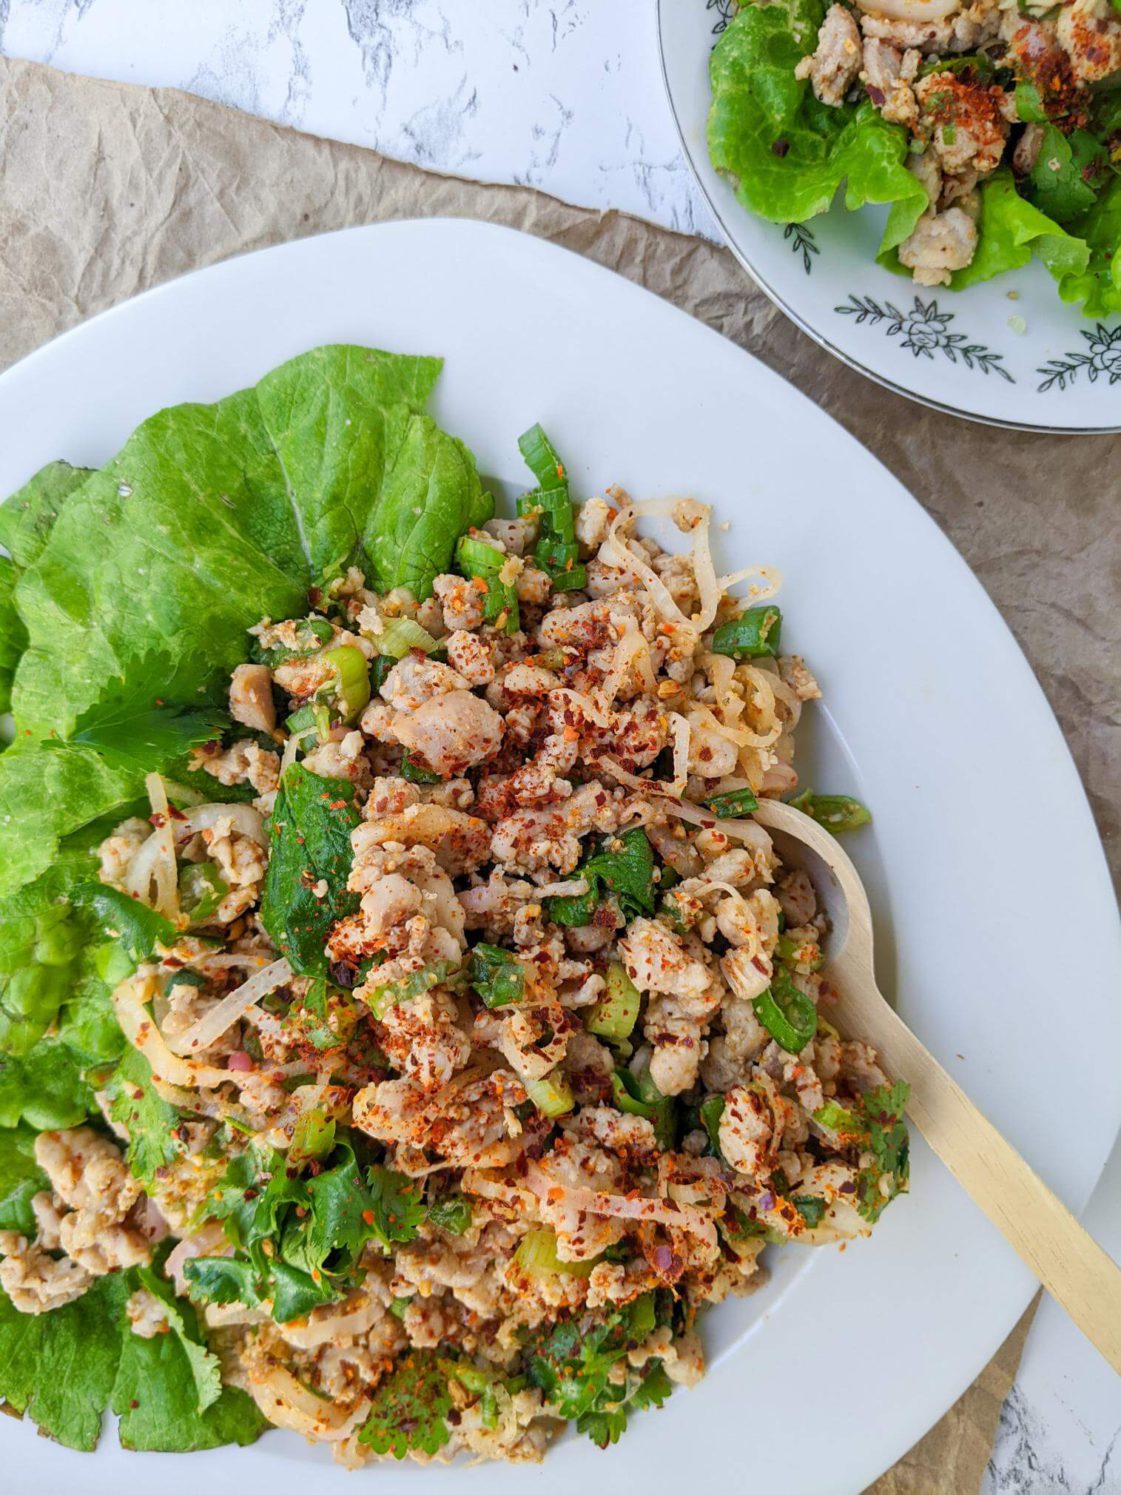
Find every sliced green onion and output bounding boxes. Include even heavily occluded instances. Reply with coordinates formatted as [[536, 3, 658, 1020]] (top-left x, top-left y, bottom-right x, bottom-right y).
[[752, 967, 817, 1053], [776, 931, 824, 972], [513, 1227, 596, 1279], [584, 961, 640, 1041], [388, 1297, 410, 1321], [611, 1063, 676, 1150], [788, 789, 871, 834], [377, 617, 439, 658], [518, 424, 568, 494], [523, 1073, 575, 1118], [289, 1106, 336, 1163], [321, 644, 371, 723], [362, 959, 459, 1021], [285, 704, 318, 735], [705, 786, 759, 818], [711, 605, 783, 660], [469, 943, 525, 1009], [456, 534, 506, 574], [400, 750, 441, 784], [455, 535, 520, 634], [698, 1094, 725, 1157], [178, 862, 228, 924]]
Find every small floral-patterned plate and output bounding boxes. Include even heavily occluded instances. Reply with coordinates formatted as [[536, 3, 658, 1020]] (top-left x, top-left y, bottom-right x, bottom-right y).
[[658, 0, 1121, 431]]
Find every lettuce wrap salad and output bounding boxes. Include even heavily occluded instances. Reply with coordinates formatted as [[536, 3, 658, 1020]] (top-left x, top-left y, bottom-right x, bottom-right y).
[[708, 0, 1121, 309], [0, 346, 908, 1465]]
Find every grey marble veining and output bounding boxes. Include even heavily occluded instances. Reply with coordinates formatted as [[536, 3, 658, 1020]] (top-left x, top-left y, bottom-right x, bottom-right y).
[[2, 1, 1120, 1489]]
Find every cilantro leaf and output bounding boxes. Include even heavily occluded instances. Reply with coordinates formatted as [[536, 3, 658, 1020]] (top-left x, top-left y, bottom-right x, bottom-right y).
[[358, 1349, 452, 1460], [104, 1046, 187, 1184], [855, 1081, 911, 1223], [366, 1164, 427, 1245], [524, 1294, 673, 1444], [259, 763, 361, 975], [111, 1264, 267, 1451]]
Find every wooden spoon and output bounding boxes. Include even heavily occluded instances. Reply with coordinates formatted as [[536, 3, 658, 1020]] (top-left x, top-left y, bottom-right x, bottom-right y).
[[753, 796, 1121, 1374]]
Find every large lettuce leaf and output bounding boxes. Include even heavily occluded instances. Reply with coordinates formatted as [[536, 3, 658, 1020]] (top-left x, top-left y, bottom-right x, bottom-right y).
[[707, 0, 926, 227], [11, 345, 488, 740], [952, 171, 1089, 289], [1052, 177, 1121, 317]]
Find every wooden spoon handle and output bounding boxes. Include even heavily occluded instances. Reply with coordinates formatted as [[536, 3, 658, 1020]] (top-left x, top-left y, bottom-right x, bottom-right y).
[[850, 991, 1121, 1374]]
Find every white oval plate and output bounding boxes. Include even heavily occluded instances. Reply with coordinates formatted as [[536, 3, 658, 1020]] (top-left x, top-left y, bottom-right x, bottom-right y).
[[0, 219, 1118, 1494], [658, 0, 1121, 432]]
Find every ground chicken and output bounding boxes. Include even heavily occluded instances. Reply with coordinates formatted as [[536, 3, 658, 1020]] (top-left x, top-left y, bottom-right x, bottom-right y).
[[795, 3, 863, 105]]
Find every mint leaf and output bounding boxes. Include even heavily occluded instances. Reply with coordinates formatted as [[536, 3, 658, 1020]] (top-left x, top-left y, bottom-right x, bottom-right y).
[[74, 883, 177, 968], [358, 1349, 452, 1460], [112, 1264, 267, 1452], [260, 763, 361, 975]]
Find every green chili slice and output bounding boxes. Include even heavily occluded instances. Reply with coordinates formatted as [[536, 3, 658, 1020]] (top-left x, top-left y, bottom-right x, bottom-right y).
[[178, 862, 228, 924], [705, 786, 759, 818], [698, 1094, 725, 1158], [752, 968, 817, 1053], [584, 961, 640, 1041], [400, 750, 441, 784], [711, 605, 782, 659], [788, 789, 871, 834], [455, 534, 520, 633], [322, 644, 371, 723]]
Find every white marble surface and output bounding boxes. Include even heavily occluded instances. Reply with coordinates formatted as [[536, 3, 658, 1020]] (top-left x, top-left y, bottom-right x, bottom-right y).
[[2, 2, 1119, 1490]]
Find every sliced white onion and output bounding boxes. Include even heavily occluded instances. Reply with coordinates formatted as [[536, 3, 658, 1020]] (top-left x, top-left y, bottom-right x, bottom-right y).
[[164, 956, 292, 1057], [856, 0, 960, 19], [114, 975, 231, 1090], [176, 802, 267, 848], [246, 1364, 369, 1442]]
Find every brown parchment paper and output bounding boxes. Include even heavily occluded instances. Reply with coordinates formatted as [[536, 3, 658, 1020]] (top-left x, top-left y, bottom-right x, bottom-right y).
[[0, 54, 1109, 1491]]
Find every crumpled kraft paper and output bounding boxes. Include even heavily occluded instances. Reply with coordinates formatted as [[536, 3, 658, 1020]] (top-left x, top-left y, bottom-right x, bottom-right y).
[[0, 53, 1101, 1492]]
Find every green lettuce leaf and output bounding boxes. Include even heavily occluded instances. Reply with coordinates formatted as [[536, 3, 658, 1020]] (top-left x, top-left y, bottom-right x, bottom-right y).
[[0, 742, 141, 899], [0, 1123, 47, 1233], [707, 1, 927, 227], [11, 345, 486, 742], [1052, 175, 1121, 317], [0, 556, 19, 715], [0, 1271, 129, 1450], [0, 459, 93, 571], [952, 170, 1090, 289], [0, 1039, 94, 1130]]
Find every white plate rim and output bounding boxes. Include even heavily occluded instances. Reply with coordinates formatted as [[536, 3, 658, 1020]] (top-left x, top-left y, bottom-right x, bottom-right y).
[[655, 0, 1121, 435], [0, 216, 1118, 1493]]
